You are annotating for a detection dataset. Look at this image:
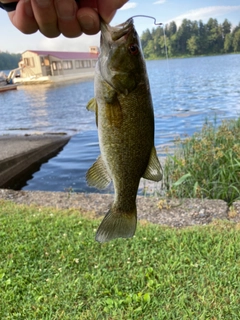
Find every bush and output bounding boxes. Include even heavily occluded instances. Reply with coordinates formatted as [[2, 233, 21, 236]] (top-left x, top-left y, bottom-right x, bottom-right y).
[[163, 118, 240, 205]]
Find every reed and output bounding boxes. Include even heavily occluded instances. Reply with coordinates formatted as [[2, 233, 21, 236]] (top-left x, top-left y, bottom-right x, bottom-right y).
[[163, 117, 240, 205]]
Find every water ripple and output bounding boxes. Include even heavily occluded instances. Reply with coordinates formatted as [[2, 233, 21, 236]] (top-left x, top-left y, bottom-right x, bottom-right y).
[[1, 54, 240, 191]]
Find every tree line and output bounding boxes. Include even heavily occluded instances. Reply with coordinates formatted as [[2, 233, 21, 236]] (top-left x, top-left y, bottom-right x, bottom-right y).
[[0, 52, 21, 70], [141, 18, 240, 59]]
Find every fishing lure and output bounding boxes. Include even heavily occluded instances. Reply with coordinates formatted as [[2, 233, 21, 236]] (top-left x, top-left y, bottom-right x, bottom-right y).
[[129, 15, 163, 26]]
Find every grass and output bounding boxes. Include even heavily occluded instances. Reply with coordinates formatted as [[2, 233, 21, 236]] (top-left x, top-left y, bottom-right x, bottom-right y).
[[163, 117, 240, 205], [1, 200, 240, 319]]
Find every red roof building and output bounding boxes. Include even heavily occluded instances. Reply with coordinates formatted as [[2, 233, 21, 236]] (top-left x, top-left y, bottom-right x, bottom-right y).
[[15, 47, 99, 83]]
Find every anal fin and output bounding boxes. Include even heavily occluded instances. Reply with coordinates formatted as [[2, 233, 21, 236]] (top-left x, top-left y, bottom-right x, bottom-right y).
[[143, 147, 163, 182]]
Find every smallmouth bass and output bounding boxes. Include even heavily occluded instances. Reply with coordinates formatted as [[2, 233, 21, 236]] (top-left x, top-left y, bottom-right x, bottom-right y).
[[86, 18, 162, 243]]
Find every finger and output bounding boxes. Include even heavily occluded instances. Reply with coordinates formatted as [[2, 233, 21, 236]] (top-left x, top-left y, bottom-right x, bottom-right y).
[[78, 0, 98, 10], [7, 0, 39, 34], [30, 0, 60, 38], [98, 0, 129, 23], [55, 0, 82, 37], [76, 7, 99, 35]]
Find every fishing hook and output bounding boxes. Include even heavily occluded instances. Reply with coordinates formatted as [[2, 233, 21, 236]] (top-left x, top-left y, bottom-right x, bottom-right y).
[[129, 15, 163, 26]]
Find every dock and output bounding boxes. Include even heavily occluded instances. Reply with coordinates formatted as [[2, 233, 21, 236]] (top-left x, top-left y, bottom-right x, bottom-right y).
[[0, 134, 70, 188]]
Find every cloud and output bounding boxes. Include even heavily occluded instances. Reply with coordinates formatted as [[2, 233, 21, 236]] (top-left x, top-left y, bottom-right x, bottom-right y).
[[168, 6, 240, 26], [153, 0, 166, 4], [120, 2, 138, 10]]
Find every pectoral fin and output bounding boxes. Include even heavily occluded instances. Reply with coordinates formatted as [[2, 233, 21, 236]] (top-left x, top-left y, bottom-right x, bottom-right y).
[[106, 98, 123, 128], [86, 156, 111, 189], [86, 97, 97, 112], [143, 147, 162, 182], [87, 98, 98, 126]]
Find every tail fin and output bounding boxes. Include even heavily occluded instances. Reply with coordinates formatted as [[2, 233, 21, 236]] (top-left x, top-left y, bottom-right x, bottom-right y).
[[95, 206, 137, 243]]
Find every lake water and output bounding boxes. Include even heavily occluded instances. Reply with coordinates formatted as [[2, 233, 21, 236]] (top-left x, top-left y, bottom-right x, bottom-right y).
[[1, 54, 240, 193]]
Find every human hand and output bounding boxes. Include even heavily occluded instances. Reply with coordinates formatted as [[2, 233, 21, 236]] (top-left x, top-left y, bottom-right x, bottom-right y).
[[0, 0, 128, 38]]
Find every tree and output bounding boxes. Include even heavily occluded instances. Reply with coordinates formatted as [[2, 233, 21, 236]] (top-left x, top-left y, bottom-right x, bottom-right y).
[[224, 33, 233, 52], [165, 21, 177, 37], [167, 34, 178, 57], [187, 36, 199, 55], [191, 20, 199, 37], [198, 20, 209, 54], [0, 52, 21, 70], [141, 29, 152, 49], [151, 27, 164, 57], [157, 35, 167, 57], [140, 17, 240, 58], [222, 19, 232, 38], [233, 29, 240, 52], [205, 18, 224, 53], [143, 40, 155, 59], [177, 19, 194, 54], [232, 22, 240, 35]]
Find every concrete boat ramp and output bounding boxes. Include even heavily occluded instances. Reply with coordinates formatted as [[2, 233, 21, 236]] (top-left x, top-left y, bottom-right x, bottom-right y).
[[0, 134, 70, 188]]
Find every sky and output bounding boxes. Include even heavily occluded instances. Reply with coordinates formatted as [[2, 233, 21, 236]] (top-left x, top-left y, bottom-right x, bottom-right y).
[[1, 0, 240, 54]]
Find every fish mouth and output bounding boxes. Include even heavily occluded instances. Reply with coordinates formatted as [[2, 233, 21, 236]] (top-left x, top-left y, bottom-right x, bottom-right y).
[[99, 18, 138, 95], [101, 18, 134, 42]]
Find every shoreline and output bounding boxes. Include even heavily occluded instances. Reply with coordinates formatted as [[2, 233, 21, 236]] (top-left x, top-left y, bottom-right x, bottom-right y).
[[0, 134, 239, 227], [0, 134, 70, 189], [1, 189, 240, 226]]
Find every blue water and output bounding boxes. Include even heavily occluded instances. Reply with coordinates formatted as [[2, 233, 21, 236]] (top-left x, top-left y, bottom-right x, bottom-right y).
[[1, 54, 240, 192]]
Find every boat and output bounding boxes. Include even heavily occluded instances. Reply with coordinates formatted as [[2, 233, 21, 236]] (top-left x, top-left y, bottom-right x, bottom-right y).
[[0, 83, 18, 92], [8, 47, 99, 85], [0, 71, 18, 92]]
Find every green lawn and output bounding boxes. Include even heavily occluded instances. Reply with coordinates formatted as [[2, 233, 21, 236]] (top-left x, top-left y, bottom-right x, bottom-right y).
[[0, 200, 240, 319]]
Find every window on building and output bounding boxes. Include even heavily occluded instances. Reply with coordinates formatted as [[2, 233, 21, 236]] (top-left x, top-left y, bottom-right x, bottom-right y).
[[75, 60, 92, 68], [75, 60, 83, 69], [24, 57, 35, 67], [63, 61, 73, 70], [83, 60, 91, 68], [52, 61, 62, 70], [92, 60, 97, 67]]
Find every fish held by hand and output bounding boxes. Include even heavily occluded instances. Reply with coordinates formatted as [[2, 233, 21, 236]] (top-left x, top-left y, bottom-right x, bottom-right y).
[[86, 18, 162, 243]]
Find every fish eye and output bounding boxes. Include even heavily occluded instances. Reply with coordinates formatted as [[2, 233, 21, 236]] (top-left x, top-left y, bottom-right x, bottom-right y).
[[129, 44, 139, 55]]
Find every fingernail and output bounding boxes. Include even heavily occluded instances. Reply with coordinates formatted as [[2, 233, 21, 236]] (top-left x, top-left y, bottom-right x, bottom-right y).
[[56, 0, 76, 20], [24, 0, 34, 17], [79, 15, 95, 31], [35, 0, 51, 8]]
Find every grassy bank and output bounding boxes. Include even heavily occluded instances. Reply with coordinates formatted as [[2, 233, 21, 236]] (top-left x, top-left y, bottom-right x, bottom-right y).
[[163, 118, 240, 205], [1, 201, 240, 319]]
